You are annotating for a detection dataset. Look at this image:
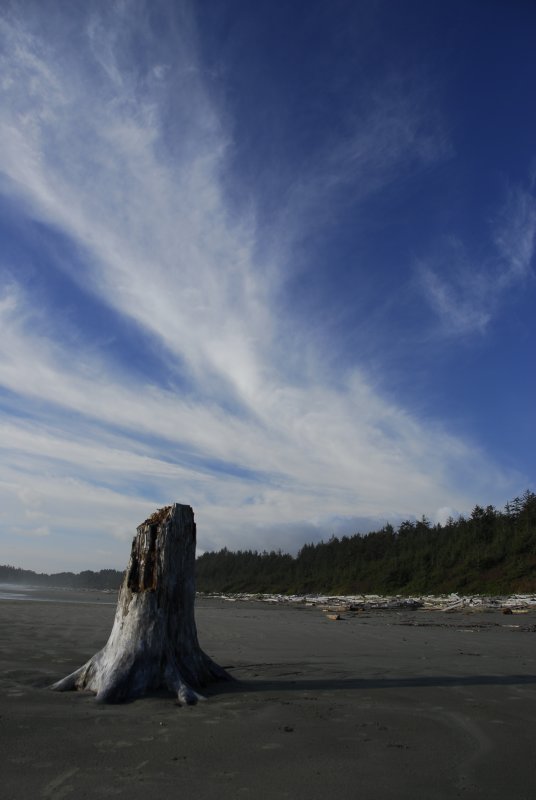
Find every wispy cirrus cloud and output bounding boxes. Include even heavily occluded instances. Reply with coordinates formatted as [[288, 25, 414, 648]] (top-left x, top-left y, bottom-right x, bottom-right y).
[[0, 5, 268, 405], [275, 79, 450, 256], [493, 184, 536, 281], [0, 282, 519, 568], [417, 185, 536, 336], [0, 1, 523, 570]]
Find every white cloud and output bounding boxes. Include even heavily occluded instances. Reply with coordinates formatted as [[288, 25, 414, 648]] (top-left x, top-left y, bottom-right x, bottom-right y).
[[493, 185, 536, 281], [417, 253, 492, 335], [14, 526, 50, 538], [418, 186, 536, 336], [274, 80, 450, 257], [434, 507, 459, 527]]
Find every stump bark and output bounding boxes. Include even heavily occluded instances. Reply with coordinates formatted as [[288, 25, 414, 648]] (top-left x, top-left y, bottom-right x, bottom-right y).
[[51, 503, 230, 704]]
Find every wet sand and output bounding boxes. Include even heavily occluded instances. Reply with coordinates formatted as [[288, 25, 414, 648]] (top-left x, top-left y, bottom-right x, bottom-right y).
[[1, 588, 536, 799]]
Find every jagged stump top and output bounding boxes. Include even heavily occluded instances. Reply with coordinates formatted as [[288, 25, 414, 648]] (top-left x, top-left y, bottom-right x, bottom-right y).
[[141, 505, 173, 527]]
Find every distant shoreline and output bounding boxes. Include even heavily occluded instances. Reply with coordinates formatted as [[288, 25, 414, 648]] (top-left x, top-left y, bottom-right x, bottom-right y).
[[0, 583, 117, 604], [1, 582, 535, 611]]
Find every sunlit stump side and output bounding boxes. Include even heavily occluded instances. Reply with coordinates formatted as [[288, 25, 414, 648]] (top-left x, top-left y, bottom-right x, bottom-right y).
[[51, 503, 231, 704]]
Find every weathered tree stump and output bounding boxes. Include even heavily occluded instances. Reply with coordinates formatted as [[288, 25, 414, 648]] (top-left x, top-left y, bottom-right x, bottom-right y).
[[51, 503, 230, 704]]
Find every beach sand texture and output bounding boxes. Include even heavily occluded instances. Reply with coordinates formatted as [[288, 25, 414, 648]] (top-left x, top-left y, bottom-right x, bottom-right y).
[[1, 588, 536, 799]]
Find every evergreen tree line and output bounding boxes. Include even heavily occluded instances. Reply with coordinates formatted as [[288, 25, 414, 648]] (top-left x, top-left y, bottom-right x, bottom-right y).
[[0, 565, 123, 590], [1, 491, 535, 595], [196, 491, 536, 595]]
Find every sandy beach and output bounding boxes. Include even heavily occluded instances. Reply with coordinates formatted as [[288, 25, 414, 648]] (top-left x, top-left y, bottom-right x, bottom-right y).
[[1, 586, 536, 799]]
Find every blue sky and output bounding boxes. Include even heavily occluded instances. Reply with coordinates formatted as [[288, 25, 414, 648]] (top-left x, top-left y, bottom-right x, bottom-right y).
[[0, 0, 535, 572]]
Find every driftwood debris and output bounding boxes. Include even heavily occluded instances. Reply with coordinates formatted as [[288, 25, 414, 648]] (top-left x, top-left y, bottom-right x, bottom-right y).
[[52, 503, 230, 704]]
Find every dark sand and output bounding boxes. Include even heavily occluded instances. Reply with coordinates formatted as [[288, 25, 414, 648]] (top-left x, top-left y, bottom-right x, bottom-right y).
[[1, 587, 536, 799]]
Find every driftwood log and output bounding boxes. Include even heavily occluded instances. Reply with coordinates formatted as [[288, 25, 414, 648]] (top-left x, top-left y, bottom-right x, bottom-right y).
[[52, 503, 230, 704]]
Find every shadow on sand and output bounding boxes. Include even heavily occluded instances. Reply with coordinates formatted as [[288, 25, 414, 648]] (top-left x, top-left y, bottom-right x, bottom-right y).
[[32, 670, 536, 702], [207, 672, 536, 697]]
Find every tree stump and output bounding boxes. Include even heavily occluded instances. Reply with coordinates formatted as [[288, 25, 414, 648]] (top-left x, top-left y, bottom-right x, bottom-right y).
[[51, 503, 231, 704]]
